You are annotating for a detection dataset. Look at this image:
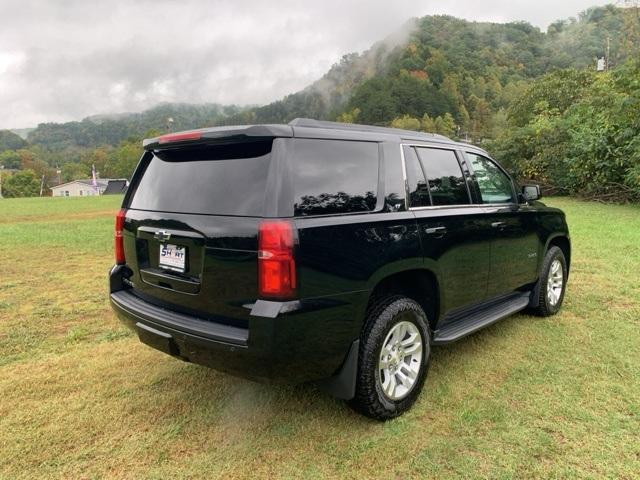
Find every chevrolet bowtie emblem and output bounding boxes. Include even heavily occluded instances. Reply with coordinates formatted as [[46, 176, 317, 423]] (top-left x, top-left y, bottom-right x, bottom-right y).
[[154, 230, 171, 242]]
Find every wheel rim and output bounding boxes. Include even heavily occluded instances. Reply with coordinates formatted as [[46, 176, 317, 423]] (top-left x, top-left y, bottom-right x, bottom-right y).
[[377, 319, 423, 401], [547, 259, 564, 306]]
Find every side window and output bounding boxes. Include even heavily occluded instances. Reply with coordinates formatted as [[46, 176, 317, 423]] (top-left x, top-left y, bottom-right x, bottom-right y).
[[293, 139, 378, 216], [403, 146, 431, 208], [415, 147, 470, 206], [466, 153, 514, 204]]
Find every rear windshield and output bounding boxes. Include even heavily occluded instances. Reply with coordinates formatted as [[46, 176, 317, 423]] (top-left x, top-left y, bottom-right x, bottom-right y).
[[129, 141, 272, 216]]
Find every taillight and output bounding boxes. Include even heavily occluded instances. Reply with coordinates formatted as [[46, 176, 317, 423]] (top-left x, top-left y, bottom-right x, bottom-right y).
[[158, 130, 202, 144], [258, 220, 296, 299], [115, 208, 126, 265]]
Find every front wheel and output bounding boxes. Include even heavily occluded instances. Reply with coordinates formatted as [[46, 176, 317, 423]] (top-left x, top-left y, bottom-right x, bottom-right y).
[[530, 246, 568, 316], [349, 296, 431, 420]]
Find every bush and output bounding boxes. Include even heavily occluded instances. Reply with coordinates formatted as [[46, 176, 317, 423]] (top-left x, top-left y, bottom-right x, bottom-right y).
[[491, 60, 640, 202], [2, 169, 41, 198]]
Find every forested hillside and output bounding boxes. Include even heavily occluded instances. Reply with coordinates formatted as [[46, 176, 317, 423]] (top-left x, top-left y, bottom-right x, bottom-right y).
[[240, 5, 639, 136], [27, 103, 248, 150], [1, 4, 638, 200], [0, 130, 27, 152], [490, 61, 640, 201]]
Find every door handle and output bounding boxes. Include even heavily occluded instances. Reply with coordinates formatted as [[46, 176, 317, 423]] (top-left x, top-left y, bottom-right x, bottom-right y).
[[425, 226, 447, 235], [491, 221, 506, 229]]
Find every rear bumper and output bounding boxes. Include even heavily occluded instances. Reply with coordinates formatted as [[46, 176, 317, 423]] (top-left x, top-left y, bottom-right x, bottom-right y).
[[111, 290, 249, 346], [110, 271, 367, 388], [111, 289, 270, 380]]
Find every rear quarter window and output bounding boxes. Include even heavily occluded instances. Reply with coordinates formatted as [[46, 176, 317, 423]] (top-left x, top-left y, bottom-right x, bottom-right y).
[[128, 141, 272, 216], [293, 139, 379, 216]]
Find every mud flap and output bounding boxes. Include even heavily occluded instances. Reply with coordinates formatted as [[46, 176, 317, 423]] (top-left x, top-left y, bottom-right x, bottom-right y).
[[315, 339, 359, 400]]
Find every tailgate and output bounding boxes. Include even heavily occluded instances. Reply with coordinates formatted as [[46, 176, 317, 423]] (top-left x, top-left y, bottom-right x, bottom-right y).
[[122, 211, 260, 327]]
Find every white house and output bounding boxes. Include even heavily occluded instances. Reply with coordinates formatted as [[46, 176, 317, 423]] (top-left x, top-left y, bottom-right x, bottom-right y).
[[50, 179, 128, 197]]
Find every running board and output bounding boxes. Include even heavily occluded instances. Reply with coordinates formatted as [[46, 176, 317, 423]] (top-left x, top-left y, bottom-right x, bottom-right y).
[[432, 293, 530, 345]]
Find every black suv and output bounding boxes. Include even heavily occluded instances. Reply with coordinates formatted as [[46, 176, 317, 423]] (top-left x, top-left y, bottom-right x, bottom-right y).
[[110, 119, 570, 420]]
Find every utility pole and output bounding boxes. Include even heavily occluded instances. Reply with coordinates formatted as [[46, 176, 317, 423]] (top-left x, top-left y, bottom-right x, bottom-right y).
[[39, 174, 45, 197], [606, 35, 611, 71], [0, 165, 4, 199]]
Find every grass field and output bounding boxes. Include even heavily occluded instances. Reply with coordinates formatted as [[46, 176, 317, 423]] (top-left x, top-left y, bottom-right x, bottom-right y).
[[0, 196, 638, 479]]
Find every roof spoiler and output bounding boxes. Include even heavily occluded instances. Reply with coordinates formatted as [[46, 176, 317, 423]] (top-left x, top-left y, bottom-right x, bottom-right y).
[[143, 125, 293, 150]]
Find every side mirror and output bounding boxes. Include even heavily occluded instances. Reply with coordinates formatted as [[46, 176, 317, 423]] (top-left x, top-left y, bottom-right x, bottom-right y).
[[522, 184, 541, 202]]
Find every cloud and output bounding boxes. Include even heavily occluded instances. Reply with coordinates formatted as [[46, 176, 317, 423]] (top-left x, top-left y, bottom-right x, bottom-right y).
[[0, 0, 610, 128]]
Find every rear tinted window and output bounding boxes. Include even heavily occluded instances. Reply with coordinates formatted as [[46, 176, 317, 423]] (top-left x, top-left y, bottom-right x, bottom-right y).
[[293, 139, 378, 216], [129, 141, 272, 216], [415, 147, 470, 206]]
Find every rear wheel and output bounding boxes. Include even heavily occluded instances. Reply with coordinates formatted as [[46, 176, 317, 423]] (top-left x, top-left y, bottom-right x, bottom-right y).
[[349, 296, 430, 420], [530, 246, 567, 316]]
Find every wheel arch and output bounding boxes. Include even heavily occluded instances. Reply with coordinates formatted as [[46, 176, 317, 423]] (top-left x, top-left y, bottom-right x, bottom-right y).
[[546, 234, 571, 274], [364, 268, 441, 332]]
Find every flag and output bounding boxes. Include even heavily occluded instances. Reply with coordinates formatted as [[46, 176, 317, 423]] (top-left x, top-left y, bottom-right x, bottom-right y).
[[92, 164, 99, 194]]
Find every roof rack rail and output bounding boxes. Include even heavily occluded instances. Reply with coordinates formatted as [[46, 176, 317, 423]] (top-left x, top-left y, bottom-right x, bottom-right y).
[[288, 118, 451, 141]]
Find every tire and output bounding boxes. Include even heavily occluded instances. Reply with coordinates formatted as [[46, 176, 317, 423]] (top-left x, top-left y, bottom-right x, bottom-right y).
[[529, 246, 567, 316], [349, 295, 431, 421]]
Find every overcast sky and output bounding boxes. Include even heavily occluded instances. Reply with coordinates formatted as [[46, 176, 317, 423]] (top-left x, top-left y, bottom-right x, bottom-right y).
[[0, 0, 610, 129]]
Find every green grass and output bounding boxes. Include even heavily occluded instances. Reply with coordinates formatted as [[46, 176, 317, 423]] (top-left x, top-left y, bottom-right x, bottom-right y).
[[0, 196, 638, 479], [0, 195, 122, 221]]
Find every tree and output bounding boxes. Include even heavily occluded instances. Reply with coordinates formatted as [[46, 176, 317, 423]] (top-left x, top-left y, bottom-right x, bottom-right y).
[[105, 140, 144, 179], [433, 113, 457, 137], [2, 169, 41, 198], [469, 97, 492, 141], [490, 59, 640, 201], [336, 108, 361, 123], [0, 150, 21, 169], [457, 104, 471, 134], [508, 69, 594, 127], [424, 48, 450, 86], [390, 115, 421, 131], [15, 148, 56, 191], [421, 114, 437, 133], [61, 162, 89, 182]]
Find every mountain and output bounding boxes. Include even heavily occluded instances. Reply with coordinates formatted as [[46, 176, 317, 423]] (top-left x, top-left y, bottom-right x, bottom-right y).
[[8, 128, 34, 140], [0, 130, 28, 151], [233, 22, 416, 125], [26, 103, 250, 150], [234, 4, 637, 141], [14, 4, 640, 152]]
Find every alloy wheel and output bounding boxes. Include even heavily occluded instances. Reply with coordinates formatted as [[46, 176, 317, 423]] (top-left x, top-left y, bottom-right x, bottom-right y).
[[377, 319, 423, 401], [547, 259, 564, 306]]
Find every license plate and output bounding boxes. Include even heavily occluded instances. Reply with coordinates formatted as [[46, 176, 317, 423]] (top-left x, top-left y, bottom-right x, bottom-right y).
[[159, 244, 186, 272]]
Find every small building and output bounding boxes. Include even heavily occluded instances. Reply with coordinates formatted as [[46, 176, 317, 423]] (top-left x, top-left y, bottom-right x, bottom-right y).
[[50, 179, 128, 197]]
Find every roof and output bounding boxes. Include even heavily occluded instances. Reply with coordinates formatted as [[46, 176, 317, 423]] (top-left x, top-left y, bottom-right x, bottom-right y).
[[50, 178, 128, 190], [141, 118, 466, 150], [288, 118, 452, 142], [103, 179, 128, 195]]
